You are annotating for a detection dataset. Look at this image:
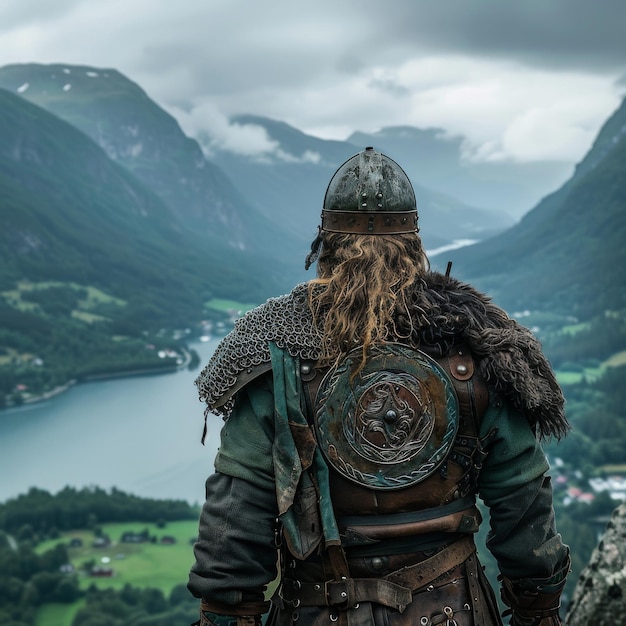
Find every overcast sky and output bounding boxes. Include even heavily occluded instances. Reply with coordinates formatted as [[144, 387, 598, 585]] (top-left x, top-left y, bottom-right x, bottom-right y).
[[1, 0, 625, 164]]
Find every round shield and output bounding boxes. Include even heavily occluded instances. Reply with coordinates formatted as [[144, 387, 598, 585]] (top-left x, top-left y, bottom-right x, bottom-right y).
[[314, 343, 459, 490]]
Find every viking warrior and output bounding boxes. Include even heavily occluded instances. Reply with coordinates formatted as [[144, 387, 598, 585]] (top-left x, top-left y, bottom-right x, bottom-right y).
[[188, 147, 570, 626]]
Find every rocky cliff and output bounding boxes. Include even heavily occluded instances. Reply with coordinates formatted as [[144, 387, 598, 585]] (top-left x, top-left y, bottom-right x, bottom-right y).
[[566, 503, 626, 625]]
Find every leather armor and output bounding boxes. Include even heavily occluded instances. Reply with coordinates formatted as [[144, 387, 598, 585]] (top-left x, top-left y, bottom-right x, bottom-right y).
[[270, 343, 502, 626], [302, 342, 491, 525]]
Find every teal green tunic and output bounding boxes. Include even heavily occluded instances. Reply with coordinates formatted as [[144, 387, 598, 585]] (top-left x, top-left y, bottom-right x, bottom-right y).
[[209, 344, 566, 584]]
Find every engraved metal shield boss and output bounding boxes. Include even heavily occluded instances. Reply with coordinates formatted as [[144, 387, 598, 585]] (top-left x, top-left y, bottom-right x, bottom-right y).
[[315, 343, 459, 490]]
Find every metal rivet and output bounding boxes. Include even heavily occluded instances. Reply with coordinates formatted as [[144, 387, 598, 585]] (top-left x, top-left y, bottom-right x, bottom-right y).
[[300, 363, 311, 375], [370, 556, 386, 572], [456, 364, 468, 375], [341, 591, 347, 598]]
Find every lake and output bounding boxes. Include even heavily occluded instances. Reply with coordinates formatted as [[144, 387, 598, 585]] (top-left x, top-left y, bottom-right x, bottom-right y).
[[0, 339, 222, 506]]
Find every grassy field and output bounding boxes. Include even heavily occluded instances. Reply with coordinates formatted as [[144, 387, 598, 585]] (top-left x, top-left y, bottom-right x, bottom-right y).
[[205, 298, 257, 314], [35, 600, 85, 626], [556, 365, 604, 385], [1, 280, 126, 312], [33, 520, 200, 626], [555, 349, 626, 385], [604, 350, 626, 367], [37, 520, 199, 593]]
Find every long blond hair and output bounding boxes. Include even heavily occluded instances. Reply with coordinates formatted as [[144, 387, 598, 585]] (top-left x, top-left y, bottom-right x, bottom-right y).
[[308, 232, 429, 368]]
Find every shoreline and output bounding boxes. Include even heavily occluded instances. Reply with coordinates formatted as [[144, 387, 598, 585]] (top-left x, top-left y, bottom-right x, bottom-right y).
[[2, 346, 196, 412]]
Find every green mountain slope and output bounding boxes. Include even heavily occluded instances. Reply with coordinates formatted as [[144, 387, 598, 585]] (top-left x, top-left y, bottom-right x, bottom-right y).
[[439, 96, 626, 319], [0, 88, 284, 307], [0, 88, 293, 406], [0, 62, 298, 262]]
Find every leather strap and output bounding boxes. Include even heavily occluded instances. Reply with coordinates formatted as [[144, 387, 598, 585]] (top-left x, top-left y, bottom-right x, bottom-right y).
[[281, 536, 476, 612], [321, 209, 418, 234], [281, 576, 412, 612], [385, 535, 476, 591]]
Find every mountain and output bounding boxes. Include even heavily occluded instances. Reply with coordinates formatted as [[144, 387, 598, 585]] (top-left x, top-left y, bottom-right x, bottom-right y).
[[0, 88, 291, 308], [348, 126, 573, 218], [0, 63, 521, 260], [206, 114, 516, 254], [0, 62, 300, 262], [0, 86, 307, 405], [436, 96, 626, 319]]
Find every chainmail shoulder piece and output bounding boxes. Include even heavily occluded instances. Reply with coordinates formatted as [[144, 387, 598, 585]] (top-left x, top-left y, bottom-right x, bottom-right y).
[[195, 283, 322, 418], [195, 275, 568, 440]]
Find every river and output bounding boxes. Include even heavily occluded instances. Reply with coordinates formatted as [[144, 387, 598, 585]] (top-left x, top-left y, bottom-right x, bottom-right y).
[[0, 339, 223, 506]]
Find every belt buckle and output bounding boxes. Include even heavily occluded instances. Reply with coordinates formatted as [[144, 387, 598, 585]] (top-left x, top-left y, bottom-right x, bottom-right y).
[[325, 578, 355, 610]]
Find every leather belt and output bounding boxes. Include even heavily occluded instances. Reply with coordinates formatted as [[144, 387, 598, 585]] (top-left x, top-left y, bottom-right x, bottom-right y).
[[281, 536, 476, 612], [385, 534, 476, 590]]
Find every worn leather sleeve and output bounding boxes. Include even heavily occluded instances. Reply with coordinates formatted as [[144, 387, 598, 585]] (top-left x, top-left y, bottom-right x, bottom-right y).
[[188, 377, 279, 606], [188, 472, 279, 606], [478, 399, 569, 582]]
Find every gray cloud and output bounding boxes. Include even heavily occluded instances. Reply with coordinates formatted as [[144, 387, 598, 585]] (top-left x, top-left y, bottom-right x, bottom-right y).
[[0, 0, 624, 164], [0, 0, 85, 32], [358, 1, 626, 73]]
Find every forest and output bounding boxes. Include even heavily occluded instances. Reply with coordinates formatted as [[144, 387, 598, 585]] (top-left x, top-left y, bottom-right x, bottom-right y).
[[0, 283, 207, 409], [0, 488, 199, 626]]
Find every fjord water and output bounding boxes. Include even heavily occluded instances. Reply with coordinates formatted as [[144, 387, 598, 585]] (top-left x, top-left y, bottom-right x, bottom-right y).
[[0, 339, 222, 505]]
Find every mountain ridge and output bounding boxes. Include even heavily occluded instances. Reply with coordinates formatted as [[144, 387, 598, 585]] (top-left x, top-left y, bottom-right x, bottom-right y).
[[437, 95, 626, 319], [347, 125, 574, 217], [209, 113, 516, 253], [0, 62, 299, 261]]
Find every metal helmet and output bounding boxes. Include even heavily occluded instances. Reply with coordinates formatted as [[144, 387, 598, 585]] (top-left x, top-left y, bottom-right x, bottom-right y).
[[321, 146, 418, 235]]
